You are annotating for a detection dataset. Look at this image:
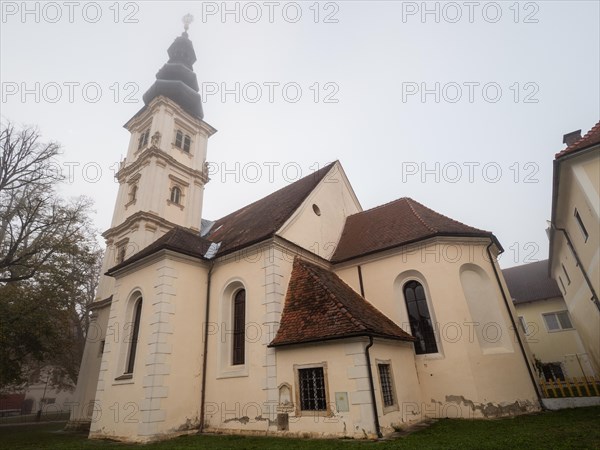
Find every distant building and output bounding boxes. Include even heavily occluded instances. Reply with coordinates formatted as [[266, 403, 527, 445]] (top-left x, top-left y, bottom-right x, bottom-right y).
[[548, 121, 600, 375], [503, 260, 596, 380]]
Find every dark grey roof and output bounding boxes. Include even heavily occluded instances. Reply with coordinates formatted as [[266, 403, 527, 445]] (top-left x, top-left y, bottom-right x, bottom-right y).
[[502, 259, 563, 304], [142, 31, 203, 119]]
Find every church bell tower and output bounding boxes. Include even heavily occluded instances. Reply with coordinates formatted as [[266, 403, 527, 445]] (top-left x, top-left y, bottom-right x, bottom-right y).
[[95, 14, 216, 300], [68, 16, 215, 429]]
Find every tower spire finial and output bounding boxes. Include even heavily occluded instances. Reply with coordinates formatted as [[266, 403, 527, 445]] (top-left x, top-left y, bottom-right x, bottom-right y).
[[183, 13, 194, 32]]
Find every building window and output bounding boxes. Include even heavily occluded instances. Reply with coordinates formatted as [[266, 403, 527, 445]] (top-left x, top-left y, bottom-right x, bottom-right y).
[[561, 264, 571, 285], [170, 186, 182, 205], [574, 208, 589, 242], [378, 363, 397, 410], [403, 280, 438, 355], [518, 316, 528, 334], [543, 311, 573, 332], [232, 289, 245, 366], [98, 340, 105, 357], [125, 298, 143, 374], [568, 244, 579, 266], [558, 276, 566, 294], [137, 128, 150, 150], [174, 129, 192, 153], [298, 367, 327, 411], [540, 362, 565, 381]]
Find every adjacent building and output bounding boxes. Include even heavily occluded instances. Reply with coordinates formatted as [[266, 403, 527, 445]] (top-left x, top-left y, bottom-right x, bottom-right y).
[[504, 260, 596, 380], [548, 122, 600, 375]]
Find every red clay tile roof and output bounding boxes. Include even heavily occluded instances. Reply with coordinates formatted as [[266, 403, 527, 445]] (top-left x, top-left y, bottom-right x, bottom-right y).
[[204, 162, 337, 256], [555, 120, 600, 159], [502, 260, 562, 305], [107, 226, 213, 274], [270, 258, 415, 347], [332, 197, 496, 263]]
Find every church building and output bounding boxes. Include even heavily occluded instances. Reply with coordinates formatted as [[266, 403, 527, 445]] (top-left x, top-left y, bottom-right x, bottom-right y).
[[68, 19, 541, 442]]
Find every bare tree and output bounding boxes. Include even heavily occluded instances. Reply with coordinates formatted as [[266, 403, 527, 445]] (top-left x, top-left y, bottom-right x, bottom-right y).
[[0, 121, 103, 389], [0, 121, 91, 283]]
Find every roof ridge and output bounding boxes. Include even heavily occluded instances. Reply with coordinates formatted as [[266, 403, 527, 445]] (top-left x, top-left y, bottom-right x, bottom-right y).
[[502, 259, 549, 274], [555, 120, 600, 158], [213, 161, 337, 224], [347, 196, 410, 217], [411, 197, 487, 232], [405, 198, 438, 233]]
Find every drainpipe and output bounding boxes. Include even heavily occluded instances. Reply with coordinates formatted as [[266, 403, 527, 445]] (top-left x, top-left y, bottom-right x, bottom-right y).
[[485, 242, 544, 406], [358, 267, 381, 438], [199, 261, 215, 432], [551, 225, 600, 312], [364, 336, 382, 439]]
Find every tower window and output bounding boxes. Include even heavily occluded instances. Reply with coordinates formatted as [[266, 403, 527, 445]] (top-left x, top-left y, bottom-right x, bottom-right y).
[[174, 129, 192, 153], [170, 186, 182, 205], [403, 280, 438, 355], [232, 289, 246, 366], [137, 128, 150, 150]]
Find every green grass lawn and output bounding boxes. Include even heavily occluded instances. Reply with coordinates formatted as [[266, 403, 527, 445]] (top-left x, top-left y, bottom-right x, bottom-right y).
[[1, 406, 599, 449]]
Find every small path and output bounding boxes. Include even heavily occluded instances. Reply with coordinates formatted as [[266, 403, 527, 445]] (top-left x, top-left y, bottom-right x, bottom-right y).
[[0, 420, 68, 427], [381, 418, 437, 440]]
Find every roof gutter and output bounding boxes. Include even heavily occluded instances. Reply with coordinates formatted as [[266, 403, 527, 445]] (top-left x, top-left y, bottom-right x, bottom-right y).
[[333, 232, 502, 265], [485, 241, 544, 407], [364, 336, 382, 439], [268, 328, 415, 348]]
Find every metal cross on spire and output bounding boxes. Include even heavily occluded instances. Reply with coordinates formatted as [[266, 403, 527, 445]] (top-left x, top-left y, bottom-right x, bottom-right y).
[[183, 13, 194, 32]]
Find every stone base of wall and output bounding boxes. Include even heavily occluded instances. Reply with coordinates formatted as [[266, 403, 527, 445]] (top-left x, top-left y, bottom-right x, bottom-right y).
[[542, 397, 600, 410], [64, 420, 91, 432], [89, 428, 199, 443], [203, 427, 378, 440]]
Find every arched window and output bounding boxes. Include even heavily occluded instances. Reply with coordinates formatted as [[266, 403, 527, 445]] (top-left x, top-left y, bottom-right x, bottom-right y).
[[170, 186, 182, 204], [126, 298, 143, 374], [232, 289, 246, 365], [403, 281, 438, 355]]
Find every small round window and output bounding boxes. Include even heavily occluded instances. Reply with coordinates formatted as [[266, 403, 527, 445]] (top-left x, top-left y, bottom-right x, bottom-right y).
[[312, 204, 321, 216]]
